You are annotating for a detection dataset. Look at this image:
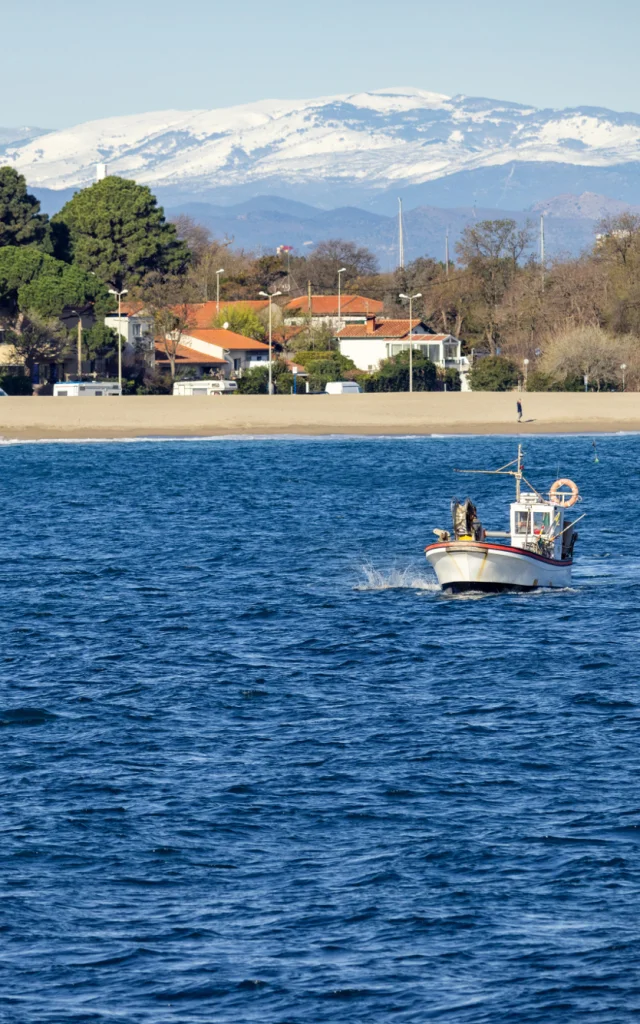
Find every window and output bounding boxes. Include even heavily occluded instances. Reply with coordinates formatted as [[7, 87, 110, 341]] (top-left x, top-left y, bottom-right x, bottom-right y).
[[234, 358, 241, 370], [419, 343, 441, 363], [533, 511, 551, 534], [515, 510, 529, 534], [444, 343, 458, 359], [133, 323, 142, 337]]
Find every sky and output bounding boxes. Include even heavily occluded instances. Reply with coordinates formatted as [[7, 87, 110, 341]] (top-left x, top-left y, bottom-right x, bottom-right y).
[[4, 0, 640, 128]]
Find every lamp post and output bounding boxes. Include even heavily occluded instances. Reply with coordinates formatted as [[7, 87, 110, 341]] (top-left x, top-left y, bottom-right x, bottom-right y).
[[523, 357, 529, 391], [259, 290, 282, 394], [621, 363, 627, 391], [337, 267, 347, 334], [399, 292, 422, 393], [216, 268, 224, 315], [108, 288, 128, 393]]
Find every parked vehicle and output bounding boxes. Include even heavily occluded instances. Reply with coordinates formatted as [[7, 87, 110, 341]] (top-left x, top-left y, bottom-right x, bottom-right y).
[[173, 380, 237, 396], [324, 381, 362, 394], [53, 382, 122, 397], [0, 388, 8, 396]]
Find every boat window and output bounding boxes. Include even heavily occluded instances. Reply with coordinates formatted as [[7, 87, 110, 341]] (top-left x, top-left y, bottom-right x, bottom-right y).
[[533, 511, 551, 531], [515, 510, 529, 534]]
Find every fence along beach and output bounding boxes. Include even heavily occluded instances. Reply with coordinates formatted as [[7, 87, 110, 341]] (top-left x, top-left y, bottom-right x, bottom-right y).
[[0, 392, 639, 441]]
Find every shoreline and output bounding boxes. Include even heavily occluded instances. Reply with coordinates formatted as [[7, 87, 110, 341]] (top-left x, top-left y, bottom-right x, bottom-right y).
[[0, 393, 639, 440]]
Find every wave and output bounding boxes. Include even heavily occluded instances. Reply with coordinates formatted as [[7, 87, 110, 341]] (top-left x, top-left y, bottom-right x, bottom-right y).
[[354, 564, 439, 591]]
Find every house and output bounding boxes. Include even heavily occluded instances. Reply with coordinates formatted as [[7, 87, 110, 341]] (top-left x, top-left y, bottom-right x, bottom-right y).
[[154, 343, 228, 377], [176, 327, 270, 376], [337, 315, 470, 384], [284, 294, 384, 330], [104, 302, 154, 366]]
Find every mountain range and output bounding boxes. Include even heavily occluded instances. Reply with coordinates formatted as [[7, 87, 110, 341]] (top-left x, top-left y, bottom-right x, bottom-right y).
[[7, 88, 640, 214], [6, 89, 640, 263]]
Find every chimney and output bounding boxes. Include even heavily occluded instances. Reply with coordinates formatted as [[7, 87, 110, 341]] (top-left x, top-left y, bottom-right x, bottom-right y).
[[365, 314, 376, 335], [96, 163, 108, 181]]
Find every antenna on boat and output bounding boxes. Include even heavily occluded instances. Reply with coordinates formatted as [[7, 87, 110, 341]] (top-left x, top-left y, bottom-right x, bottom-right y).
[[454, 443, 540, 501]]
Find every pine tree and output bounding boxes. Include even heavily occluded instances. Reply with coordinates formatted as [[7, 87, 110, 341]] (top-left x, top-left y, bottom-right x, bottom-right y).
[[53, 176, 191, 290], [0, 167, 49, 248]]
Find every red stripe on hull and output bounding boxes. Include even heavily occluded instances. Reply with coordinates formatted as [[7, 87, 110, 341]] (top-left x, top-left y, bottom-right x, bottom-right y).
[[424, 540, 572, 567]]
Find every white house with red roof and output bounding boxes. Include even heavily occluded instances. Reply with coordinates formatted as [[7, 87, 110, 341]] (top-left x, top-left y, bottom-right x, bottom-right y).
[[284, 294, 383, 330], [176, 327, 270, 376], [337, 315, 470, 386]]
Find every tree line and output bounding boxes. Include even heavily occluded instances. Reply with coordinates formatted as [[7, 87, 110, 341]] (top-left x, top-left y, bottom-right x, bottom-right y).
[[1, 163, 640, 392]]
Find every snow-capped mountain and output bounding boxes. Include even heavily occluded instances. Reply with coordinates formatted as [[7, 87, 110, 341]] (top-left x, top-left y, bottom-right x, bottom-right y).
[[0, 125, 49, 154], [7, 88, 640, 210]]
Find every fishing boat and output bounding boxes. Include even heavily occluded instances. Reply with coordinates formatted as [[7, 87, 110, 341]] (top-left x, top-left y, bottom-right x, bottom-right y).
[[425, 446, 583, 593]]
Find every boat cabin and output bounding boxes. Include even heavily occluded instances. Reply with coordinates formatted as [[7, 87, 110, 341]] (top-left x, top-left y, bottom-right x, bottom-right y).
[[510, 492, 565, 559]]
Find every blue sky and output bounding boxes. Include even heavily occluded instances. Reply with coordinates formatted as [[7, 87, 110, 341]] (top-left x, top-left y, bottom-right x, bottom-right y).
[[4, 0, 640, 127]]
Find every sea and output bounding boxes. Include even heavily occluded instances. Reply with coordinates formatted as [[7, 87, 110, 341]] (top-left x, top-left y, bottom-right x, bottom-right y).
[[2, 433, 639, 1023]]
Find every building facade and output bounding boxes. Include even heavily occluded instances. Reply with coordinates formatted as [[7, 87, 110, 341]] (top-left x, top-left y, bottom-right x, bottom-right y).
[[337, 316, 470, 386]]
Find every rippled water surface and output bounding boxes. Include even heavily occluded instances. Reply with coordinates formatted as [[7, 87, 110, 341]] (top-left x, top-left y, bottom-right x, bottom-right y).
[[2, 434, 640, 1023]]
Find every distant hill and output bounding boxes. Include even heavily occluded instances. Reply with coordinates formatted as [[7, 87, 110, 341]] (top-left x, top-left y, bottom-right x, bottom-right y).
[[165, 195, 598, 267]]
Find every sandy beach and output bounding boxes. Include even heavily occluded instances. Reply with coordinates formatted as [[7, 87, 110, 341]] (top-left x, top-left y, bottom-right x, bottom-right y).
[[0, 392, 638, 440]]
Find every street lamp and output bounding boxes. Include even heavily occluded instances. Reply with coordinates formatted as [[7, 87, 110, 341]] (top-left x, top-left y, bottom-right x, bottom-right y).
[[621, 363, 627, 391], [216, 268, 224, 315], [523, 357, 530, 391], [399, 292, 422, 393], [259, 290, 283, 394], [108, 288, 128, 393], [337, 267, 347, 334]]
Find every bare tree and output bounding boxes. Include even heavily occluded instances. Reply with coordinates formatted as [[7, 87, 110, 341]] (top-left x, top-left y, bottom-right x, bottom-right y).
[[7, 311, 68, 376], [541, 326, 624, 391], [142, 278, 197, 379]]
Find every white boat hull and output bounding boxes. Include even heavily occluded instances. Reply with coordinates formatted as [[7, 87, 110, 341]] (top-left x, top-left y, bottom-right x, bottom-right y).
[[425, 541, 572, 592]]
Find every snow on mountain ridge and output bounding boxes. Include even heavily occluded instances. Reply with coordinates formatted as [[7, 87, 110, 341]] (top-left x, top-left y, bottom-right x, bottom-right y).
[[7, 88, 640, 196]]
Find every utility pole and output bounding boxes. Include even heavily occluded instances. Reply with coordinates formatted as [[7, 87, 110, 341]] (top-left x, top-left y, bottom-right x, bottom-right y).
[[216, 268, 224, 315], [398, 197, 405, 269], [445, 229, 450, 279], [71, 309, 83, 378], [259, 290, 282, 395]]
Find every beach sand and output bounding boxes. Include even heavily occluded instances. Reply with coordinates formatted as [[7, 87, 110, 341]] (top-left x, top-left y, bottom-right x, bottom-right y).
[[0, 392, 639, 440]]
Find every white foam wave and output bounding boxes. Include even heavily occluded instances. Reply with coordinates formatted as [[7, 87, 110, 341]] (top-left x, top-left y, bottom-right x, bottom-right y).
[[354, 565, 439, 592]]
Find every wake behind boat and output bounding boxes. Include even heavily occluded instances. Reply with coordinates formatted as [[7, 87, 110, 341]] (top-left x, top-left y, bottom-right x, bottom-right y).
[[425, 445, 583, 593]]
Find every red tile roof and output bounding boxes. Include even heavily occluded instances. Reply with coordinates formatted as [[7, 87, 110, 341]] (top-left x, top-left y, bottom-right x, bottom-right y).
[[187, 300, 270, 328], [337, 319, 437, 339], [154, 344, 227, 365], [183, 328, 269, 351], [284, 295, 384, 316]]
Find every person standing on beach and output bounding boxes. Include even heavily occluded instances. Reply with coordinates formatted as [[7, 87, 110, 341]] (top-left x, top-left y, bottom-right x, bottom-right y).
[[517, 399, 523, 422]]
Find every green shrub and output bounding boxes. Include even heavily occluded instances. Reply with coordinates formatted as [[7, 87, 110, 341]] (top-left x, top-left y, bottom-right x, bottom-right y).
[[0, 371, 32, 395], [469, 356, 519, 391], [363, 350, 437, 392]]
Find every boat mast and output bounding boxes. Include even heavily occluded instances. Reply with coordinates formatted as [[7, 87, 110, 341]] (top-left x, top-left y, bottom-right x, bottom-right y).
[[516, 443, 523, 501]]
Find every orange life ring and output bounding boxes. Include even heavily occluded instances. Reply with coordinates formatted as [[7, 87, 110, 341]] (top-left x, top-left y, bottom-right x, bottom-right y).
[[549, 478, 579, 507]]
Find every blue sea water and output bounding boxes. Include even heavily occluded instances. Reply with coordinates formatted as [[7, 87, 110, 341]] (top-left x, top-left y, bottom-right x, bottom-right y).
[[1, 433, 639, 1023]]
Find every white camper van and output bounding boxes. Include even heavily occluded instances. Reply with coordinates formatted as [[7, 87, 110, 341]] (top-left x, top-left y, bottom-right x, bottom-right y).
[[53, 381, 122, 397], [324, 381, 362, 395], [173, 380, 237, 396]]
